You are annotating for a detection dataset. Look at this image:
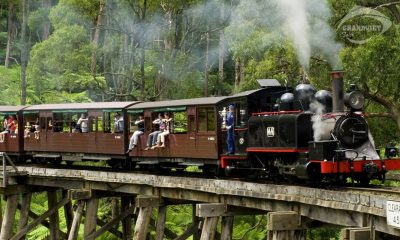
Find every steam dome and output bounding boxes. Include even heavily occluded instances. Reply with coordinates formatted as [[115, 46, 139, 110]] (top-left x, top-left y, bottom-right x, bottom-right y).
[[315, 90, 333, 113], [294, 84, 316, 111]]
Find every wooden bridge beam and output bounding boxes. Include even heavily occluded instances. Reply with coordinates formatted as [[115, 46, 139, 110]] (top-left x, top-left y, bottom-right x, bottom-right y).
[[266, 211, 305, 240], [121, 196, 134, 240], [0, 194, 19, 240], [341, 227, 371, 240]]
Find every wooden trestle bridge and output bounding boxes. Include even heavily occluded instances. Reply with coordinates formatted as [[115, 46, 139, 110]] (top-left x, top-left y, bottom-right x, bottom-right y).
[[0, 154, 399, 240]]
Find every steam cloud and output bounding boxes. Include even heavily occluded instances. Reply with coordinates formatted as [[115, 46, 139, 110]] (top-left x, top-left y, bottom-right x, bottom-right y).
[[228, 0, 343, 70]]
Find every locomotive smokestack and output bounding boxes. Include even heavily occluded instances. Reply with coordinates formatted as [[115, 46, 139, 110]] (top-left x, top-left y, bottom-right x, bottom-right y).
[[330, 70, 344, 112]]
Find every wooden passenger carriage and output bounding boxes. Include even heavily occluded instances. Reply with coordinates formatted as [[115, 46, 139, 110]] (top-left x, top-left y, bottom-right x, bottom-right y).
[[23, 102, 138, 163], [0, 81, 287, 169]]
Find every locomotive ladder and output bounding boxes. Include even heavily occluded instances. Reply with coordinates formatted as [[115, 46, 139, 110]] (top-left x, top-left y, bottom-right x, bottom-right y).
[[0, 152, 20, 187]]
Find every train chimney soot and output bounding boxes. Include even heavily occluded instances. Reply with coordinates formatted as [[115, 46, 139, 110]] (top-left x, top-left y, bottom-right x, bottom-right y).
[[330, 70, 344, 112]]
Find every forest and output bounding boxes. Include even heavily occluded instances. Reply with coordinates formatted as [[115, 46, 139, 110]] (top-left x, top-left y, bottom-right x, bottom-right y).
[[1, 0, 400, 239]]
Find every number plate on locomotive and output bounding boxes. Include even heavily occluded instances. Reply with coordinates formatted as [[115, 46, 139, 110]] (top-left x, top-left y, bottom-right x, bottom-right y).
[[387, 200, 400, 228]]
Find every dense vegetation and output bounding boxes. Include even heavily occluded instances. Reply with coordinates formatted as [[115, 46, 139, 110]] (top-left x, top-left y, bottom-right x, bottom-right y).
[[1, 0, 400, 239]]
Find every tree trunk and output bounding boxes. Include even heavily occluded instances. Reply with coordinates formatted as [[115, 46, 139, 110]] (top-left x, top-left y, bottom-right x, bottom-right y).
[[91, 1, 105, 75], [204, 28, 210, 97], [234, 60, 245, 90], [5, 3, 14, 68], [41, 0, 51, 40], [217, 4, 225, 96], [140, 0, 147, 100], [20, 0, 29, 105]]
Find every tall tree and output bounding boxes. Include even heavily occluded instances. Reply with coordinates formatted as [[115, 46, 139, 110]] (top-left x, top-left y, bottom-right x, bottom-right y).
[[5, 2, 14, 68], [20, 0, 29, 105]]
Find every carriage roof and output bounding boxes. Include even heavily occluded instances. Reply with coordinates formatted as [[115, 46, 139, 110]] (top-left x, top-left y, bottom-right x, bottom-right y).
[[24, 102, 139, 111]]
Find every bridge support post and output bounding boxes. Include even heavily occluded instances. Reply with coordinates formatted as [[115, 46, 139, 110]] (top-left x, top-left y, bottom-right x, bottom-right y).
[[48, 190, 60, 240], [133, 196, 160, 240], [62, 190, 73, 236], [68, 200, 84, 240], [192, 204, 201, 240], [266, 211, 305, 240], [17, 192, 32, 239], [121, 196, 133, 240], [0, 194, 19, 240], [155, 205, 167, 240], [84, 196, 99, 240], [221, 216, 234, 240], [341, 227, 370, 240]]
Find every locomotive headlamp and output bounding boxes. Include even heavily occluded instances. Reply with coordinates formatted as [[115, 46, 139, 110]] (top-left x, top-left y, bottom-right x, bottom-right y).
[[344, 85, 365, 111], [385, 142, 398, 158]]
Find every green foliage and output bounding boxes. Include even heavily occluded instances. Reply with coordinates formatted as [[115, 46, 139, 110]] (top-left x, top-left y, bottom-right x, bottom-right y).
[[0, 66, 21, 105]]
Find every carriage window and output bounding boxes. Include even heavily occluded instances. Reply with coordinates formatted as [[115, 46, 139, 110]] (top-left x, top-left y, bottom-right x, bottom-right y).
[[103, 112, 123, 133], [197, 107, 215, 132], [173, 112, 187, 133], [52, 113, 67, 132], [207, 108, 215, 131], [90, 117, 96, 132], [97, 116, 104, 132]]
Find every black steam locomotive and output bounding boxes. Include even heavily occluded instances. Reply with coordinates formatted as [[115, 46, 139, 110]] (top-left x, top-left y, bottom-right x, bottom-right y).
[[222, 71, 400, 185]]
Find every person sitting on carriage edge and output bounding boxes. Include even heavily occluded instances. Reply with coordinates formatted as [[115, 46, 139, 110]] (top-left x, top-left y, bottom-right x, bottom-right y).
[[114, 112, 124, 133], [155, 112, 173, 148], [226, 104, 235, 155], [127, 114, 145, 152], [144, 113, 164, 150]]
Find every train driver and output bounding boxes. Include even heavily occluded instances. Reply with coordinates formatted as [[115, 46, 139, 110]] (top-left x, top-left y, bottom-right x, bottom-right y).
[[226, 104, 235, 155]]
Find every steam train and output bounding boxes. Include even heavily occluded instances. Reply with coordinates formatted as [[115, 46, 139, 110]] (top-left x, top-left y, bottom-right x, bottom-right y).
[[1, 71, 400, 185]]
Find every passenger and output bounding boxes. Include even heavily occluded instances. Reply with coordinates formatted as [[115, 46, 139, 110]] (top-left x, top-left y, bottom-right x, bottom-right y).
[[155, 112, 173, 148], [77, 113, 89, 133], [126, 114, 145, 152], [49, 119, 62, 132], [144, 113, 164, 150], [33, 119, 40, 139], [114, 112, 124, 133], [8, 116, 16, 134], [0, 115, 14, 142], [71, 122, 80, 133], [24, 122, 31, 138], [226, 104, 235, 155], [2, 115, 8, 131], [12, 116, 18, 134]]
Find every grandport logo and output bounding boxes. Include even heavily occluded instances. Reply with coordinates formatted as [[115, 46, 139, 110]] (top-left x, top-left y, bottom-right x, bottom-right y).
[[337, 6, 392, 44]]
